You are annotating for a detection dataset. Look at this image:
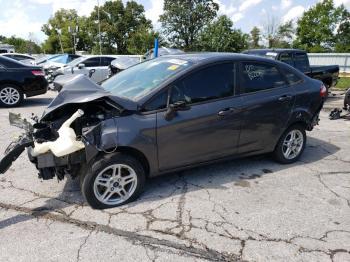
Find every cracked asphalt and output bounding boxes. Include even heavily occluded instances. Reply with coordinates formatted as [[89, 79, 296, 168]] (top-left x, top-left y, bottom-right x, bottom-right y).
[[0, 91, 349, 262]]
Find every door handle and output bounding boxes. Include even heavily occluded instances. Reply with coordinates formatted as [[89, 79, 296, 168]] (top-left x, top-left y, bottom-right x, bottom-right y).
[[218, 108, 236, 116], [278, 95, 293, 102]]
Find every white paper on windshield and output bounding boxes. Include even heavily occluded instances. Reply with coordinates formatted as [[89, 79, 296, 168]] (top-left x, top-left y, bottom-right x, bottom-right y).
[[167, 59, 188, 65], [266, 52, 278, 57]]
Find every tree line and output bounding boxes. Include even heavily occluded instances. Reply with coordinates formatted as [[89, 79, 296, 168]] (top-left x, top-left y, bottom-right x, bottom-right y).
[[1, 0, 349, 54]]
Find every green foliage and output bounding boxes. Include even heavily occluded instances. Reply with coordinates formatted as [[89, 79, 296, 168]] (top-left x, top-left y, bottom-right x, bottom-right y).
[[334, 7, 350, 52], [275, 21, 294, 48], [41, 1, 152, 55], [0, 35, 41, 54], [127, 27, 160, 54], [249, 26, 261, 48], [41, 9, 91, 54], [294, 0, 349, 52], [159, 0, 219, 50], [88, 0, 152, 54], [198, 15, 248, 52], [335, 78, 350, 90]]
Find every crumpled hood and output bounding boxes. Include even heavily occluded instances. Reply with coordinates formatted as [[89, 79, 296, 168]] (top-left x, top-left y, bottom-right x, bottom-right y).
[[42, 74, 138, 120]]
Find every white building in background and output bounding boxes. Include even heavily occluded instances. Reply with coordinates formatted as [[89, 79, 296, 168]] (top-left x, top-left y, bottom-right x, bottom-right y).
[[0, 43, 15, 53], [308, 53, 350, 73]]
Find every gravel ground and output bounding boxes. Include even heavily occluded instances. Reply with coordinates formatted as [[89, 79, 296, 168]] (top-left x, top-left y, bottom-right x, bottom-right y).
[[0, 91, 349, 262]]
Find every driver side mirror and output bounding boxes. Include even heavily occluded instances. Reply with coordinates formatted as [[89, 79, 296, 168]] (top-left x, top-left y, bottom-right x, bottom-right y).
[[165, 100, 190, 121], [78, 63, 85, 69]]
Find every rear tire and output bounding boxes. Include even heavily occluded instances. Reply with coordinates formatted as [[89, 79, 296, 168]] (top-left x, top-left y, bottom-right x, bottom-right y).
[[0, 84, 23, 107], [273, 125, 306, 164], [81, 153, 146, 209]]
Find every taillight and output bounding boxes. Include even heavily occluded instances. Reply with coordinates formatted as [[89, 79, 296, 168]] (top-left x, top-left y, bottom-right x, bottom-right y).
[[320, 84, 327, 98], [31, 70, 45, 76]]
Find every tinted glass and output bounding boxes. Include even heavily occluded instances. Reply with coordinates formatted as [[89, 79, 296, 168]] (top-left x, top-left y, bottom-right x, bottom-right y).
[[101, 57, 115, 66], [67, 55, 80, 63], [84, 57, 101, 67], [241, 62, 286, 93], [279, 53, 294, 66], [102, 58, 192, 100], [49, 54, 68, 64], [280, 67, 302, 84], [294, 52, 309, 72], [142, 90, 168, 111], [0, 56, 24, 68], [170, 63, 234, 104]]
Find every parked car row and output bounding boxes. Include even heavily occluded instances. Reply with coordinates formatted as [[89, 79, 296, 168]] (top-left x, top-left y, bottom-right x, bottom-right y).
[[0, 56, 47, 107], [0, 48, 340, 108]]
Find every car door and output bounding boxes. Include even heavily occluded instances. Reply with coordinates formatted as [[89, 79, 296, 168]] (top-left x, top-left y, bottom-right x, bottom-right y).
[[156, 62, 244, 171], [237, 61, 295, 155], [293, 52, 311, 75], [278, 52, 294, 67], [99, 57, 116, 82], [75, 57, 102, 82]]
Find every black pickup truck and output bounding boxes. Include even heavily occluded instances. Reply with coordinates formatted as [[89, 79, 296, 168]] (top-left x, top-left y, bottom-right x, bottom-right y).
[[243, 49, 339, 91]]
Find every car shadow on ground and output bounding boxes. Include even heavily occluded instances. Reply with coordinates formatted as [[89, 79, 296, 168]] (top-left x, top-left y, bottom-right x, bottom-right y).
[[20, 97, 54, 108], [134, 136, 340, 205], [0, 136, 340, 228]]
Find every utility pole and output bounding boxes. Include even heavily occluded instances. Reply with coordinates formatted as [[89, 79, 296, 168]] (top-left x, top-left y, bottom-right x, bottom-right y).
[[97, 0, 102, 55], [68, 25, 79, 54]]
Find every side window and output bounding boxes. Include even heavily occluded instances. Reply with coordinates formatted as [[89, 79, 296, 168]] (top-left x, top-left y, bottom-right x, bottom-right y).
[[170, 63, 235, 104], [14, 55, 27, 60], [142, 90, 168, 112], [101, 57, 115, 66], [294, 53, 309, 72], [84, 57, 101, 67], [241, 62, 287, 93], [280, 67, 303, 85], [279, 53, 294, 66]]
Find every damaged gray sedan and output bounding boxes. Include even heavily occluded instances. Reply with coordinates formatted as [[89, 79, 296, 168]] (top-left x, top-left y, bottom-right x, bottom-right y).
[[0, 54, 324, 209]]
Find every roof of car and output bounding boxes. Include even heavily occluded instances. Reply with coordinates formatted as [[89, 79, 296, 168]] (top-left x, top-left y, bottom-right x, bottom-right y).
[[243, 49, 306, 54], [0, 53, 34, 58], [160, 52, 280, 64]]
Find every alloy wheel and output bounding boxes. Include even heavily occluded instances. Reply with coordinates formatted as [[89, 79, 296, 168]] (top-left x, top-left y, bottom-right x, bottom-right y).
[[93, 164, 138, 205], [282, 129, 304, 160], [0, 87, 20, 105]]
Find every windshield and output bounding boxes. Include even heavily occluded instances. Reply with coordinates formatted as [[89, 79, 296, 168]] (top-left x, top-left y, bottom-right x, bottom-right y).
[[68, 56, 86, 67], [49, 54, 68, 64], [102, 57, 192, 101]]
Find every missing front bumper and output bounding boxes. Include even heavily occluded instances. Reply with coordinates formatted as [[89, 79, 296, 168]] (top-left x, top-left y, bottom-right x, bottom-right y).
[[0, 136, 33, 174]]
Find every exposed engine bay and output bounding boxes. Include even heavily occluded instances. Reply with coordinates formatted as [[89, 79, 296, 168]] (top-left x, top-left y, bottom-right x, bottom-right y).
[[0, 75, 125, 181]]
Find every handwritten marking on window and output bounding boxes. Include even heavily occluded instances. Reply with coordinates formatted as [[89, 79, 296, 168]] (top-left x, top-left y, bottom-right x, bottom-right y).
[[245, 65, 263, 80]]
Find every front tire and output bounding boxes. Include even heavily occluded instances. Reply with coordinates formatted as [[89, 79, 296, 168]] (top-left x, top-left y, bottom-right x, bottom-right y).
[[273, 125, 306, 164], [0, 84, 23, 107], [81, 153, 146, 209]]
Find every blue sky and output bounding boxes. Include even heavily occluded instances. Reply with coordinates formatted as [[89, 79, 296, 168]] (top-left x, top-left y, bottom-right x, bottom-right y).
[[0, 0, 349, 43]]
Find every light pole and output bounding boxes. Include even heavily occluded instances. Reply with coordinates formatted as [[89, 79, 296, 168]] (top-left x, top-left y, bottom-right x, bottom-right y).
[[97, 0, 102, 55], [68, 25, 79, 54]]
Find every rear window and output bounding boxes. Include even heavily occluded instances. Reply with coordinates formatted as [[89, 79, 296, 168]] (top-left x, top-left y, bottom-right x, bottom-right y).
[[241, 62, 287, 93], [294, 53, 309, 72], [280, 67, 303, 85], [279, 53, 294, 67], [0, 56, 25, 68]]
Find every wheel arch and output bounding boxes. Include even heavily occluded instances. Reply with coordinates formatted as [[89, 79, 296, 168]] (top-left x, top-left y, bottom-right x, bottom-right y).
[[99, 146, 151, 177], [0, 81, 23, 90]]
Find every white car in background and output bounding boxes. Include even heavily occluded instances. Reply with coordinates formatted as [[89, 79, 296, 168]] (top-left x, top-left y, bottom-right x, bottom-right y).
[[55, 55, 120, 83]]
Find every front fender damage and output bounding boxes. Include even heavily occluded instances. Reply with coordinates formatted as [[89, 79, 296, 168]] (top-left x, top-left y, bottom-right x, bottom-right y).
[[0, 108, 119, 181]]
